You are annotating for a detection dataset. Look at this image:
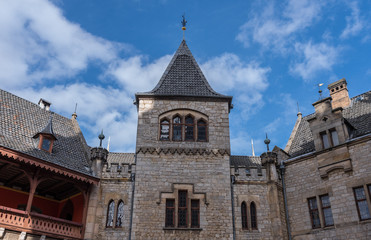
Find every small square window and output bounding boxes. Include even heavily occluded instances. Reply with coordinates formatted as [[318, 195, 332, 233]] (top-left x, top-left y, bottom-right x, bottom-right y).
[[41, 138, 51, 151]]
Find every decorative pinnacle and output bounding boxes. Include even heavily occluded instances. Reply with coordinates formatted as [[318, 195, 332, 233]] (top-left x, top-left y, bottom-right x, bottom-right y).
[[98, 129, 105, 147], [264, 133, 271, 152], [181, 14, 187, 30]]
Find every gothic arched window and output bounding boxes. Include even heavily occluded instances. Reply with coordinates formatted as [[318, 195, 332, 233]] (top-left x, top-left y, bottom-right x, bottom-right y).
[[241, 201, 248, 229], [116, 200, 124, 227], [106, 200, 115, 227], [160, 118, 170, 140], [197, 119, 207, 141], [251, 202, 257, 229], [185, 115, 195, 141], [172, 116, 182, 141]]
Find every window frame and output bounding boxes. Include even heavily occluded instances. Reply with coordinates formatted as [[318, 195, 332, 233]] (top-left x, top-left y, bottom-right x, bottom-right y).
[[38, 135, 55, 153], [115, 200, 124, 228], [250, 202, 258, 230], [165, 199, 175, 227], [319, 194, 334, 227], [191, 199, 200, 228], [106, 200, 115, 228], [307, 197, 321, 229], [196, 118, 208, 142], [241, 201, 248, 230], [178, 190, 188, 228], [184, 114, 195, 142], [353, 186, 371, 221], [159, 118, 170, 141], [172, 115, 183, 141]]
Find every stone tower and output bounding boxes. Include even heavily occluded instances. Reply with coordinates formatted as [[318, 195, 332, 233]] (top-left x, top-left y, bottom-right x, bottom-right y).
[[132, 40, 234, 239]]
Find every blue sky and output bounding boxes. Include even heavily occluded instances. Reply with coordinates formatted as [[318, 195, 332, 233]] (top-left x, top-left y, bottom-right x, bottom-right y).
[[0, 0, 370, 155]]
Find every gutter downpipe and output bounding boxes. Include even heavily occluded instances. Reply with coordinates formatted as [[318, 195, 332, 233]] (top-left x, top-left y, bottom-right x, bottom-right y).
[[230, 175, 236, 240], [128, 153, 137, 240], [280, 161, 292, 240]]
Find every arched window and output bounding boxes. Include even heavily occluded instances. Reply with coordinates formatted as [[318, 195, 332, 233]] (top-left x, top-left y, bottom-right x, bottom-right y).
[[160, 119, 170, 140], [116, 200, 124, 227], [241, 201, 248, 229], [185, 115, 195, 141], [197, 119, 207, 141], [172, 116, 182, 141], [250, 202, 257, 229], [106, 200, 115, 227]]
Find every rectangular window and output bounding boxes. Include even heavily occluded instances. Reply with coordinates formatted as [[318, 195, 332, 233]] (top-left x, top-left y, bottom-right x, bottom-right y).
[[191, 199, 200, 228], [320, 195, 334, 226], [330, 129, 339, 146], [354, 187, 371, 220], [320, 131, 330, 149], [308, 197, 321, 228], [165, 199, 175, 227], [178, 190, 187, 227]]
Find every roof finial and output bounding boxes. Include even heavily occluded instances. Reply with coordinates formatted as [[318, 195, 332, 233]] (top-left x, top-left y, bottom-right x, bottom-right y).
[[251, 139, 255, 157], [297, 101, 302, 117], [264, 133, 271, 152], [317, 83, 324, 100], [181, 14, 187, 40], [98, 129, 105, 147], [72, 103, 78, 119]]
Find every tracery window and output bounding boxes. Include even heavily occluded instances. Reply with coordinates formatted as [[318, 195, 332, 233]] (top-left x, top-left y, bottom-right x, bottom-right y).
[[160, 119, 170, 140], [106, 200, 115, 227], [250, 202, 257, 230], [172, 116, 182, 141], [116, 201, 124, 227], [185, 115, 195, 141], [241, 201, 248, 229]]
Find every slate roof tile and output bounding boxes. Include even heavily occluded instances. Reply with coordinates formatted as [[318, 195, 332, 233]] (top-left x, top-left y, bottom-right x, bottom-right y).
[[287, 91, 371, 157], [230, 155, 262, 168], [0, 89, 93, 175]]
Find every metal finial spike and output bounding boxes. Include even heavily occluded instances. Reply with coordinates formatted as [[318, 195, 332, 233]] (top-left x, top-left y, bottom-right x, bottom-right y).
[[317, 83, 324, 100], [74, 103, 78, 114], [264, 133, 271, 152], [181, 14, 187, 29], [98, 129, 105, 147]]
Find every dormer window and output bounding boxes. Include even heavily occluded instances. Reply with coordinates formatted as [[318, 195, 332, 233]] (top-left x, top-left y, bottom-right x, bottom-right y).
[[33, 116, 57, 153], [329, 129, 339, 146], [320, 131, 330, 149]]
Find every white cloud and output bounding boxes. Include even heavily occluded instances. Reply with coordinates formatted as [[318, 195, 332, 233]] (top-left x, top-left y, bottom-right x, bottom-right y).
[[106, 55, 171, 93], [341, 1, 365, 39], [0, 0, 122, 89], [202, 54, 270, 118], [290, 42, 339, 81], [236, 0, 322, 51]]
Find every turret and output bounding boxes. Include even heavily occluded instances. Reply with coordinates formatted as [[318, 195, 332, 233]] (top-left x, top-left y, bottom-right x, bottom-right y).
[[90, 130, 108, 177]]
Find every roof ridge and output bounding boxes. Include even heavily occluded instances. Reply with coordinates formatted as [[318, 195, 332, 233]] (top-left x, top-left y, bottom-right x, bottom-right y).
[[0, 89, 73, 123]]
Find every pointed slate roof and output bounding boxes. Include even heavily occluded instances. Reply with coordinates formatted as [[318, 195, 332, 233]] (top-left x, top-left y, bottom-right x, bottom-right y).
[[33, 115, 57, 140], [136, 40, 232, 105]]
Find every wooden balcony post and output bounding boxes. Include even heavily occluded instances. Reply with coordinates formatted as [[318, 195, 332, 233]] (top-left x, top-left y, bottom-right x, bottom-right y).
[[81, 186, 91, 235], [25, 170, 42, 213]]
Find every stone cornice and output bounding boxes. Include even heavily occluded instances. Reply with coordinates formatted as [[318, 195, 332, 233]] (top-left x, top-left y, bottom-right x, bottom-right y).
[[136, 147, 230, 156]]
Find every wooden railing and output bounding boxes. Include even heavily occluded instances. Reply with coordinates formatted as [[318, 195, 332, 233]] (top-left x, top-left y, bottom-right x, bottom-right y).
[[0, 206, 83, 239]]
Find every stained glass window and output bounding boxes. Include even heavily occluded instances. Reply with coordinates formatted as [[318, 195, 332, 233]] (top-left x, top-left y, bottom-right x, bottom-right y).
[[106, 200, 115, 227], [116, 201, 124, 227]]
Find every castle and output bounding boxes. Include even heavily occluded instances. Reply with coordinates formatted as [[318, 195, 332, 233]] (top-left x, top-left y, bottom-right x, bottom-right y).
[[0, 40, 370, 240]]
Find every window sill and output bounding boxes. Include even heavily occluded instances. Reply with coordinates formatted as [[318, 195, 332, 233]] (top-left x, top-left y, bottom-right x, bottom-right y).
[[163, 227, 202, 231]]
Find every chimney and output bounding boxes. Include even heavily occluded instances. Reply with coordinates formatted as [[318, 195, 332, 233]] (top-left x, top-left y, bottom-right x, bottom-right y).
[[327, 78, 350, 109], [38, 98, 51, 111]]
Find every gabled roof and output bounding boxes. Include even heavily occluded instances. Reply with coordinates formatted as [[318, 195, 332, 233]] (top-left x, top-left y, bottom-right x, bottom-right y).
[[0, 89, 93, 176], [287, 91, 371, 157], [136, 40, 232, 104]]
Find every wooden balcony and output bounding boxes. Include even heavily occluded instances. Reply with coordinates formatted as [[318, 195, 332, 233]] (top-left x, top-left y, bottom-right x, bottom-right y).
[[0, 206, 83, 239]]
